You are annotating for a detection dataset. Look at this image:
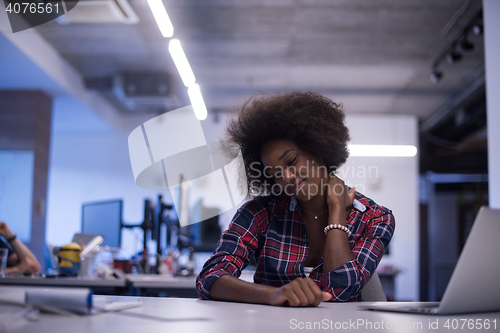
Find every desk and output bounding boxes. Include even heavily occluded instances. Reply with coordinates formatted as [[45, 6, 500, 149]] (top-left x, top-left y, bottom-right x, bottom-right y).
[[126, 270, 255, 297], [1, 286, 499, 333], [0, 276, 128, 295], [0, 271, 253, 298], [126, 274, 198, 297]]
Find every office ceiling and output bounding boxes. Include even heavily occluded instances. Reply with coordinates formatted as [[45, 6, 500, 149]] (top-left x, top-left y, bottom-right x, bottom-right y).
[[33, 0, 484, 120]]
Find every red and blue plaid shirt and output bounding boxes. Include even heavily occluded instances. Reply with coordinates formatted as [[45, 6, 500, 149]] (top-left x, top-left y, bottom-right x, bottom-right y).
[[196, 191, 395, 302]]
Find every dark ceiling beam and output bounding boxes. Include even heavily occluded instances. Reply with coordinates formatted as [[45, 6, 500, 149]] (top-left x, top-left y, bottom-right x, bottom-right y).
[[420, 67, 485, 134]]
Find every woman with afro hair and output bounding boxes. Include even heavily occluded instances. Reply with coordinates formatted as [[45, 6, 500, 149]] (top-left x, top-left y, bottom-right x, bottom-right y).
[[196, 91, 395, 306]]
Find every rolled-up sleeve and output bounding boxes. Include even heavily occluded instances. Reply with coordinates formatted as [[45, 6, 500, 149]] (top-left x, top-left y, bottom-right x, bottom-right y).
[[195, 200, 268, 300], [316, 207, 395, 301]]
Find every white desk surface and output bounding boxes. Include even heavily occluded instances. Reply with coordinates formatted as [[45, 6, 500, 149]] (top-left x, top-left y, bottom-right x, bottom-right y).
[[1, 286, 499, 333], [0, 276, 127, 287]]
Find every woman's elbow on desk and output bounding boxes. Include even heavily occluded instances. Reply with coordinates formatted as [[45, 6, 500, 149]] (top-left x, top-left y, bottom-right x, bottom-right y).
[[6, 257, 41, 275]]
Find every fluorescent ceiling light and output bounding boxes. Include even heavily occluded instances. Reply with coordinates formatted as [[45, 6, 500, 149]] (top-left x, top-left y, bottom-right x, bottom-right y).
[[147, 0, 174, 37], [169, 39, 196, 87], [188, 84, 207, 120], [348, 144, 417, 157]]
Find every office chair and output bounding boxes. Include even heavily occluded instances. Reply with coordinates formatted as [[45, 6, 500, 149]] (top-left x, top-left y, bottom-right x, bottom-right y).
[[361, 271, 387, 302]]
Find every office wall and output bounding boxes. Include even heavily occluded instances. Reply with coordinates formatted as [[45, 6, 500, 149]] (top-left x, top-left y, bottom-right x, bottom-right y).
[[484, 0, 500, 209], [0, 90, 52, 270], [46, 112, 240, 251], [342, 115, 419, 301], [46, 131, 170, 248]]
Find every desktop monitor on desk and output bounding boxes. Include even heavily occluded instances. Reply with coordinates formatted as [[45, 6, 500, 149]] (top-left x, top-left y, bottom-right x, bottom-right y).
[[81, 199, 123, 248]]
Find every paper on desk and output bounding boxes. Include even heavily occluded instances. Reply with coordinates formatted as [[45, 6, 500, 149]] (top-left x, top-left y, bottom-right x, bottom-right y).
[[92, 298, 143, 313], [1, 286, 143, 319]]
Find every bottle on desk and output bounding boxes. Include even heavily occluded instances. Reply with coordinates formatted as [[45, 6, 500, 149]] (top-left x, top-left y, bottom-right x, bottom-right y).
[[186, 251, 195, 275], [159, 252, 178, 276]]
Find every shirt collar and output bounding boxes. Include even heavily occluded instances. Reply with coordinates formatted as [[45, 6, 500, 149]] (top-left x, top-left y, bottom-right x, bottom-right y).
[[353, 198, 366, 212]]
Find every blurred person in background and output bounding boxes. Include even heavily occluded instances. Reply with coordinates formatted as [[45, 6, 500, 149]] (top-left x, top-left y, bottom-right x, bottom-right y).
[[0, 221, 41, 274]]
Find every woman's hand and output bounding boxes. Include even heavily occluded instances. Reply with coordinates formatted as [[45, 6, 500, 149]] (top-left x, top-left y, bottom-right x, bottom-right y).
[[268, 277, 332, 307], [324, 176, 355, 211], [0, 221, 15, 239]]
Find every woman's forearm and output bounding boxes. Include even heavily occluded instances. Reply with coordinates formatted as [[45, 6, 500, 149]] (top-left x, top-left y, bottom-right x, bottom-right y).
[[322, 205, 354, 273], [9, 238, 41, 273], [210, 274, 276, 304]]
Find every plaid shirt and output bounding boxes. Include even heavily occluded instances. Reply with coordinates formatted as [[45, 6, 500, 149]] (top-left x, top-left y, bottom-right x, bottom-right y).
[[196, 191, 395, 302]]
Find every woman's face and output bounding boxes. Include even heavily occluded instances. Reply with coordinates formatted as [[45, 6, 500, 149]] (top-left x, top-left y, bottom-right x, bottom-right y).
[[260, 139, 329, 202]]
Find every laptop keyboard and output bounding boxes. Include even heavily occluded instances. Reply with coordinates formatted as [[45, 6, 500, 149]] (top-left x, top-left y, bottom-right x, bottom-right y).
[[403, 304, 439, 313]]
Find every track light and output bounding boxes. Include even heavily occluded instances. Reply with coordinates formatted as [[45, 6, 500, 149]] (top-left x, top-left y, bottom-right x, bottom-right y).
[[472, 23, 483, 36], [430, 69, 443, 84], [430, 10, 482, 83], [447, 50, 462, 64], [460, 39, 474, 52]]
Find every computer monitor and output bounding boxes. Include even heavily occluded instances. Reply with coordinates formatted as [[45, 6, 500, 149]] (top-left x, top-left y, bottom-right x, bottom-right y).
[[81, 199, 123, 247]]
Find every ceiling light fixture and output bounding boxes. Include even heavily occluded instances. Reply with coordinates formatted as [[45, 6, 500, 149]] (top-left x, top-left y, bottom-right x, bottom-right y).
[[149, 6, 208, 121], [348, 145, 418, 157], [430, 10, 482, 83], [168, 39, 196, 87], [472, 23, 483, 36], [430, 69, 443, 84], [460, 38, 474, 52], [147, 0, 174, 38], [188, 84, 208, 120], [446, 50, 463, 64]]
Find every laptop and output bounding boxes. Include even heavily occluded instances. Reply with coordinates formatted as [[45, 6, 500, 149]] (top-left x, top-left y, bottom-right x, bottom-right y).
[[72, 233, 102, 247], [360, 206, 500, 315]]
